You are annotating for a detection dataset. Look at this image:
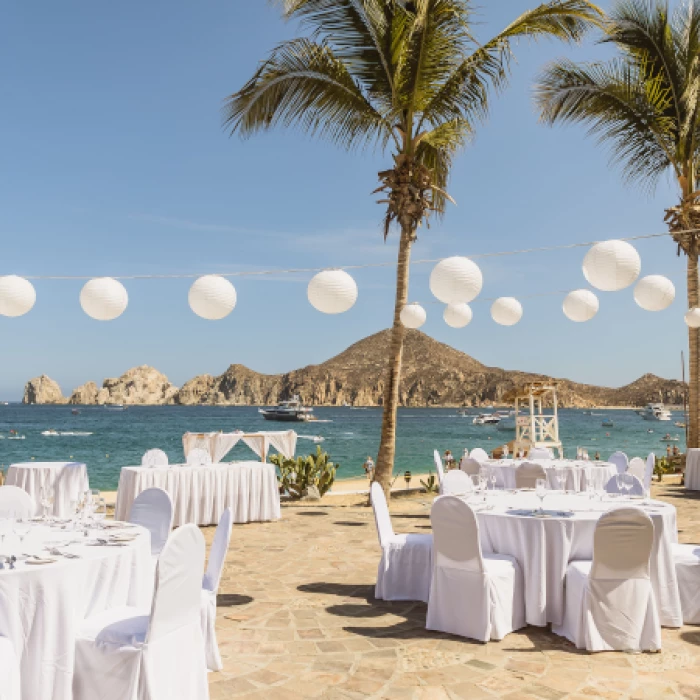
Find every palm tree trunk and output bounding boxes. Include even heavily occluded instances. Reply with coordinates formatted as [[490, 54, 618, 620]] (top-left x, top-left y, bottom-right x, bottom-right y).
[[374, 226, 413, 499], [688, 245, 699, 449]]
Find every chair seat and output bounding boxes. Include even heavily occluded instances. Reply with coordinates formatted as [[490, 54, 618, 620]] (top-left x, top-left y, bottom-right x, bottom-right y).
[[78, 606, 150, 648], [387, 533, 432, 549], [376, 533, 433, 603]]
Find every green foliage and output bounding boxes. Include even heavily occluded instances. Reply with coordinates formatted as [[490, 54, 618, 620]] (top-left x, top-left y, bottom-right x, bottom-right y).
[[271, 446, 339, 499], [420, 471, 439, 494]]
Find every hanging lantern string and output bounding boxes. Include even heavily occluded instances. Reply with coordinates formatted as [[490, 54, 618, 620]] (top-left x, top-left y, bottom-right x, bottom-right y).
[[425, 290, 575, 305], [9, 228, 698, 281]]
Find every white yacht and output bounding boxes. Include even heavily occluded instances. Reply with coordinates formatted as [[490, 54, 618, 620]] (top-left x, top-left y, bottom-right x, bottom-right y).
[[259, 395, 314, 422], [638, 403, 672, 421], [472, 413, 501, 425]]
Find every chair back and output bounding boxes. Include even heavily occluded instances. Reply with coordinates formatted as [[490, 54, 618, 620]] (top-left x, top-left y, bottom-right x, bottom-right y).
[[370, 482, 394, 548], [528, 447, 552, 460], [644, 453, 655, 490], [147, 524, 205, 644], [591, 507, 654, 581], [432, 450, 445, 485], [203, 508, 233, 593], [141, 449, 169, 467], [431, 496, 484, 573], [441, 470, 473, 495], [0, 486, 34, 519], [604, 473, 644, 496], [129, 487, 174, 556], [608, 451, 629, 475], [186, 448, 212, 466], [627, 457, 645, 482], [515, 462, 547, 489], [459, 457, 481, 477], [469, 448, 489, 462]]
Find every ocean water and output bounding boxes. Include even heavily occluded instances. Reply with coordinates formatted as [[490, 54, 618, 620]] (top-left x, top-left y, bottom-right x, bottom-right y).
[[0, 404, 686, 490]]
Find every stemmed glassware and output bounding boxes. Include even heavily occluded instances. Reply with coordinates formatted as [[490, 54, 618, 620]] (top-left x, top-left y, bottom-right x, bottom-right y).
[[13, 519, 30, 549], [490, 468, 498, 491], [40, 487, 54, 522], [556, 469, 567, 493], [93, 499, 107, 529], [535, 479, 547, 514]]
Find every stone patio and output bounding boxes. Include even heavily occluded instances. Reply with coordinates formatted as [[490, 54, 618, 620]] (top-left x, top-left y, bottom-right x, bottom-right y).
[[206, 480, 700, 700]]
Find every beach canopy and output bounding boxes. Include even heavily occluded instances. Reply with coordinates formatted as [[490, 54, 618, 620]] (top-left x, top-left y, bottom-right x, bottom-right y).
[[182, 430, 297, 463]]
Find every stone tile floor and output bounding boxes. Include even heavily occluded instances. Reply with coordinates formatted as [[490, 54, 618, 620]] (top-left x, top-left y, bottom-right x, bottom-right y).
[[206, 480, 700, 699]]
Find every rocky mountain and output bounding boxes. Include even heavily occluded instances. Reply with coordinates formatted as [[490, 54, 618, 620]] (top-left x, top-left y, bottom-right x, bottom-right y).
[[22, 329, 687, 408]]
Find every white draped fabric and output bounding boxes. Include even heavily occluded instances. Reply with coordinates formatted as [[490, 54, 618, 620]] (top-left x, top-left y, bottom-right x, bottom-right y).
[[182, 431, 297, 464], [6, 462, 89, 518], [0, 523, 151, 700], [672, 543, 700, 624], [0, 637, 20, 700], [686, 448, 700, 491], [115, 462, 281, 526], [0, 487, 35, 519]]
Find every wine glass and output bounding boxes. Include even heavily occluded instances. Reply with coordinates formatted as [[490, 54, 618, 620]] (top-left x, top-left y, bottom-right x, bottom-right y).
[[93, 499, 107, 529], [13, 519, 30, 549], [586, 482, 595, 501], [535, 479, 547, 513], [40, 487, 54, 522], [490, 468, 498, 491], [556, 469, 567, 493], [622, 473, 634, 498]]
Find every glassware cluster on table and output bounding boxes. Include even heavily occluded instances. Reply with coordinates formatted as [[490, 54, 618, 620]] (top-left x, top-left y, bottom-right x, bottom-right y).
[[38, 486, 107, 532]]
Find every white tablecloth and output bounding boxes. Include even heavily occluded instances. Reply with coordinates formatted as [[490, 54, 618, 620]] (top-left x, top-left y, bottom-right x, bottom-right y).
[[6, 462, 89, 518], [685, 448, 700, 490], [463, 492, 682, 628], [0, 523, 151, 700], [114, 461, 281, 526]]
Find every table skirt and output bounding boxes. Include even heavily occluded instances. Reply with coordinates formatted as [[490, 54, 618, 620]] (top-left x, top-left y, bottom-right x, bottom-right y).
[[483, 460, 617, 493], [685, 448, 700, 490]]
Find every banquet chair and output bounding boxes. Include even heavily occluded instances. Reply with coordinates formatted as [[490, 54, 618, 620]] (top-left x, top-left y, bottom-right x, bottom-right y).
[[187, 448, 212, 467], [141, 449, 169, 467], [427, 496, 525, 641], [671, 543, 700, 624], [644, 453, 655, 491], [433, 450, 445, 488], [0, 636, 20, 700], [514, 463, 546, 489], [128, 488, 174, 558], [201, 508, 233, 671], [73, 524, 209, 700], [469, 448, 489, 463], [459, 457, 481, 477], [0, 485, 35, 519], [604, 473, 644, 496], [627, 457, 646, 482], [608, 451, 629, 475], [441, 470, 473, 495], [528, 447, 552, 460], [552, 507, 661, 652], [370, 482, 432, 602]]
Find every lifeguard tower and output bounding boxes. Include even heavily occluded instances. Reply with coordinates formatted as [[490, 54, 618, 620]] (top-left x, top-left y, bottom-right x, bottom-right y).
[[506, 381, 563, 458]]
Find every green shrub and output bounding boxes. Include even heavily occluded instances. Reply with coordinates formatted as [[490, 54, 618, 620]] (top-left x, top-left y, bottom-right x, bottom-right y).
[[420, 472, 439, 494], [270, 446, 338, 499]]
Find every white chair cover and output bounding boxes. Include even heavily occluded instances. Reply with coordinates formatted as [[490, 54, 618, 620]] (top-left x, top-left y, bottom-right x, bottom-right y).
[[186, 448, 212, 467], [628, 457, 646, 482], [469, 448, 489, 462], [672, 543, 700, 624], [370, 482, 432, 602], [515, 462, 547, 489], [441, 470, 473, 495], [528, 447, 552, 459], [427, 496, 525, 642], [459, 458, 481, 477], [141, 449, 169, 467], [201, 508, 233, 672], [608, 451, 629, 475], [73, 524, 209, 700], [604, 473, 644, 496], [433, 450, 445, 487], [128, 488, 174, 557], [0, 636, 20, 700], [0, 486, 35, 519], [552, 507, 661, 651], [644, 453, 655, 490]]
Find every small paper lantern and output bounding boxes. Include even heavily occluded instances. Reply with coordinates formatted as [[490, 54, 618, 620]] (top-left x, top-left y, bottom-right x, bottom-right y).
[[582, 240, 641, 291], [563, 289, 599, 322], [685, 308, 700, 328], [0, 275, 36, 317], [400, 302, 426, 329], [429, 256, 483, 304], [443, 303, 472, 328], [80, 278, 128, 321], [189, 275, 237, 320], [634, 275, 675, 312], [491, 297, 523, 326], [308, 270, 358, 314]]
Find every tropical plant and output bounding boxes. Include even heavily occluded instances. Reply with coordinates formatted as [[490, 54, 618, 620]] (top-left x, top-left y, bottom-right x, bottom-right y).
[[225, 0, 602, 498], [420, 471, 440, 493], [536, 0, 700, 447], [271, 446, 338, 498]]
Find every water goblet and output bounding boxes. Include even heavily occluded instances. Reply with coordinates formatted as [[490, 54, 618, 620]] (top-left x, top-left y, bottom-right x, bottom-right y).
[[490, 468, 498, 491], [93, 499, 107, 529], [535, 479, 547, 514], [40, 487, 54, 522], [556, 469, 567, 493], [586, 482, 595, 501], [479, 476, 488, 502], [13, 519, 30, 549]]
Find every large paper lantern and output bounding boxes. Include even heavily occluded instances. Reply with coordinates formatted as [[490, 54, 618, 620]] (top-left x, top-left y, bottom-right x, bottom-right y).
[[189, 275, 237, 320], [685, 308, 700, 328], [491, 297, 523, 326], [563, 289, 599, 322], [582, 240, 641, 291], [308, 270, 358, 314], [443, 303, 472, 328], [400, 302, 426, 329], [634, 275, 675, 312], [80, 277, 128, 321], [0, 275, 36, 317], [429, 256, 483, 304]]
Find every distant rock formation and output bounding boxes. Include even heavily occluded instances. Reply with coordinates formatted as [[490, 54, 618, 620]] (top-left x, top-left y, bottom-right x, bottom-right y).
[[23, 375, 65, 404], [68, 381, 99, 405]]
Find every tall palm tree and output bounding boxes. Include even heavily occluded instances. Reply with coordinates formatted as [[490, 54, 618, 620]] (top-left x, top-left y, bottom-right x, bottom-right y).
[[225, 0, 602, 497], [536, 0, 700, 449]]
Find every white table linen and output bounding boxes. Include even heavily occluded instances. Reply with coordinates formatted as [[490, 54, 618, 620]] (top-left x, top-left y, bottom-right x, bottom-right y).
[[685, 448, 700, 490], [0, 523, 151, 700], [114, 461, 281, 526], [6, 462, 89, 518]]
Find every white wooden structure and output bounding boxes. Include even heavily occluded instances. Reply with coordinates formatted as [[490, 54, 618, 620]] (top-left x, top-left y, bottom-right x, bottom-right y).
[[506, 382, 563, 458]]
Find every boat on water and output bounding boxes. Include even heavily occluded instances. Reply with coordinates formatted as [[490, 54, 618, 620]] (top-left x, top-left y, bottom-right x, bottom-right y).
[[42, 430, 60, 436], [472, 414, 501, 425], [259, 396, 314, 422], [637, 403, 672, 421], [601, 419, 614, 428], [675, 421, 686, 428], [661, 433, 681, 442], [71, 408, 80, 415], [104, 403, 127, 411]]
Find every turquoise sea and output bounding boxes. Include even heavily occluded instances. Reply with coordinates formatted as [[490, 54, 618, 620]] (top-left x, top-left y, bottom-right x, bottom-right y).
[[0, 405, 686, 490]]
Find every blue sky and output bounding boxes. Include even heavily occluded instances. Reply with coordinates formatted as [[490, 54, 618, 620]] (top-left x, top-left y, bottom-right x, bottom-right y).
[[0, 1, 687, 400]]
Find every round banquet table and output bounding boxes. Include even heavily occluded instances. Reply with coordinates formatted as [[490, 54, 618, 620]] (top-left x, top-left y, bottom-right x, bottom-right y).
[[0, 521, 151, 700], [114, 460, 281, 526], [478, 458, 617, 492], [6, 462, 89, 518], [459, 491, 682, 628]]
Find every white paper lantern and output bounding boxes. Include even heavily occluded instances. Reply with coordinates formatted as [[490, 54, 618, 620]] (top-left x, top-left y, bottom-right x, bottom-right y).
[[491, 297, 523, 326], [0, 275, 36, 317], [429, 256, 483, 304], [563, 289, 599, 322], [633, 275, 675, 312], [400, 302, 427, 329], [582, 240, 641, 291], [307, 270, 358, 314], [80, 277, 128, 321], [443, 303, 472, 328], [685, 308, 700, 328], [188, 275, 237, 320]]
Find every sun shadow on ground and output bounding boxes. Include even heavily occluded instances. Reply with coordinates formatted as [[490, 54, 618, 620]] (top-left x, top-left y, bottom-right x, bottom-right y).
[[294, 511, 329, 516], [333, 521, 367, 527], [680, 629, 700, 646], [217, 594, 254, 607]]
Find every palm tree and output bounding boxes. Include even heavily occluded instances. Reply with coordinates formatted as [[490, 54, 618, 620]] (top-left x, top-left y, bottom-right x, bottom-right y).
[[536, 0, 700, 449], [225, 0, 602, 497]]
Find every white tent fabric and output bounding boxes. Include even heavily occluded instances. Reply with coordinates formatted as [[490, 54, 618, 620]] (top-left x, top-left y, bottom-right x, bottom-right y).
[[201, 508, 233, 672], [128, 488, 174, 557], [0, 636, 20, 700], [628, 457, 646, 482], [552, 507, 661, 651], [433, 450, 445, 488], [469, 448, 489, 462], [182, 431, 297, 464], [608, 451, 629, 475], [672, 543, 700, 624], [441, 470, 473, 495], [459, 458, 481, 477], [73, 524, 209, 700], [427, 496, 525, 642], [528, 447, 553, 459], [0, 486, 35, 519], [141, 449, 169, 467], [370, 483, 432, 603], [514, 462, 546, 489], [604, 473, 644, 496]]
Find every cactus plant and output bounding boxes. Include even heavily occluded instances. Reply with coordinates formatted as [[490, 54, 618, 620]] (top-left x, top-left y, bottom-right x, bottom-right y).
[[271, 446, 338, 499]]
